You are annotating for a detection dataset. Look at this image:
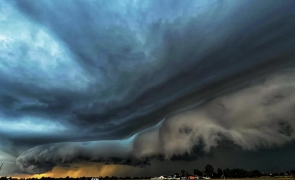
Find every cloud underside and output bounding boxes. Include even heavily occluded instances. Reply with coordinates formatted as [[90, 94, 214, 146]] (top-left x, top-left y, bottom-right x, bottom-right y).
[[16, 72, 295, 174], [0, 0, 295, 175]]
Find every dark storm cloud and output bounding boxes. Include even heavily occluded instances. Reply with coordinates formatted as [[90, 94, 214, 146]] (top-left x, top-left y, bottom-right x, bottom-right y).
[[16, 71, 295, 174], [4, 0, 295, 140], [1, 0, 295, 176], [15, 139, 154, 174]]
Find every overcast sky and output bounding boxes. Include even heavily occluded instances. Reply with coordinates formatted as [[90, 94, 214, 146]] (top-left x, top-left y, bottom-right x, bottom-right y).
[[1, 0, 295, 177]]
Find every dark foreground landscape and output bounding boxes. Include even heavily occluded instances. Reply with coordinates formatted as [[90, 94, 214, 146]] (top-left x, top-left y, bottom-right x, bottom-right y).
[[2, 165, 295, 180], [1, 177, 295, 180]]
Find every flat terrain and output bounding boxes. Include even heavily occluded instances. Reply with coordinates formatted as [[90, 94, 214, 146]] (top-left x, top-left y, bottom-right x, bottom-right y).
[[210, 178, 295, 180]]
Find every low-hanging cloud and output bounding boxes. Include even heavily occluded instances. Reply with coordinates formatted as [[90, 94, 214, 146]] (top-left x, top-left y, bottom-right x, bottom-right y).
[[1, 0, 295, 176], [16, 71, 295, 174]]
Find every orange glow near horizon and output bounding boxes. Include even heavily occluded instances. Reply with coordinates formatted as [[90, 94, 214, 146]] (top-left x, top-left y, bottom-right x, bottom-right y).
[[12, 162, 138, 179]]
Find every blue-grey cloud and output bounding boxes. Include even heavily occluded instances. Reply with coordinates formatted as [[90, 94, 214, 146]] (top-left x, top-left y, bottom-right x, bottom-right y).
[[15, 71, 295, 174], [1, 0, 295, 176]]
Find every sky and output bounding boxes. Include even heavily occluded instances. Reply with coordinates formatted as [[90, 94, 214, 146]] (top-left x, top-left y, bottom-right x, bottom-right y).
[[1, 0, 295, 177]]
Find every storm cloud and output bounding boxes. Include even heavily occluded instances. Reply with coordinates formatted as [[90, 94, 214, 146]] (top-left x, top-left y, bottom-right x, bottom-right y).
[[15, 72, 295, 174], [1, 0, 295, 176]]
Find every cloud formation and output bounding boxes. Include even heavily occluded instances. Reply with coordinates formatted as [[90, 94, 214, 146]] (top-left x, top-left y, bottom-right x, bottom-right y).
[[0, 0, 295, 176], [16, 71, 295, 174]]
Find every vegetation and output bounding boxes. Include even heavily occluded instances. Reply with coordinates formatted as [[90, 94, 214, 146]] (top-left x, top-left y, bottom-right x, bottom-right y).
[[0, 164, 295, 180], [204, 164, 214, 177], [177, 164, 295, 179]]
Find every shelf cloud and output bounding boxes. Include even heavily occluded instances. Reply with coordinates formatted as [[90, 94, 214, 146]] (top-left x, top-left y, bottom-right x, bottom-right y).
[[1, 0, 295, 176]]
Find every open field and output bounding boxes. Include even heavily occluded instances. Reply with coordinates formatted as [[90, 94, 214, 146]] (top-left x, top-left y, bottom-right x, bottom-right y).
[[108, 178, 295, 180], [209, 178, 295, 180], [129, 178, 295, 180]]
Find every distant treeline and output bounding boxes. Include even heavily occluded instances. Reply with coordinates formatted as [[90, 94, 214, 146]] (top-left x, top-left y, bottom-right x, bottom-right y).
[[1, 164, 295, 180], [178, 164, 295, 178]]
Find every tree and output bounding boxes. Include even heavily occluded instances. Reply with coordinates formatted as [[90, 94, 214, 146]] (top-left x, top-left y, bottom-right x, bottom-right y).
[[181, 170, 186, 177], [205, 164, 214, 177], [212, 172, 219, 178], [249, 170, 262, 177], [223, 168, 231, 178], [217, 168, 223, 178], [194, 169, 202, 176]]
